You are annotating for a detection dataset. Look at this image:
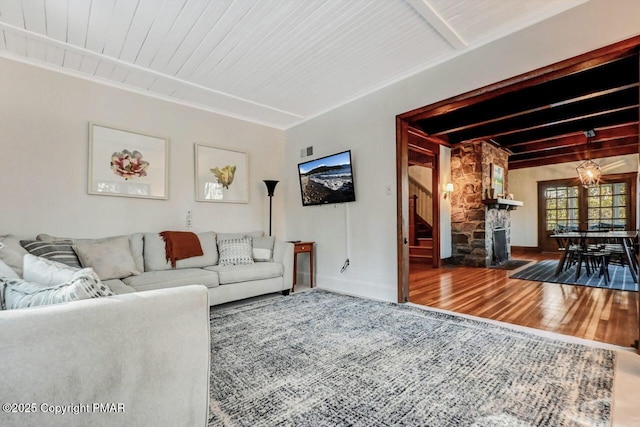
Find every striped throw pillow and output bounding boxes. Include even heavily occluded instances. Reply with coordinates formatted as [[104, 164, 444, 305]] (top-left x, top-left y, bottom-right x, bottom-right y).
[[20, 240, 82, 268], [218, 238, 254, 266], [2, 268, 114, 310]]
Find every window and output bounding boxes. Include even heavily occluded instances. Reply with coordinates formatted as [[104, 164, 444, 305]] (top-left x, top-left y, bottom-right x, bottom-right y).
[[587, 183, 627, 230], [545, 185, 579, 231], [538, 173, 636, 251]]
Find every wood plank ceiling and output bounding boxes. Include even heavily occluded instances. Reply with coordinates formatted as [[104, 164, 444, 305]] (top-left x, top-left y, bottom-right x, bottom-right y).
[[0, 0, 586, 129], [405, 46, 640, 169]]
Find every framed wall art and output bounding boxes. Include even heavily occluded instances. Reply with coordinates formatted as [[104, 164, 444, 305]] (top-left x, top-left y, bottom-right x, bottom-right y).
[[88, 123, 169, 200], [490, 163, 504, 197], [195, 144, 249, 203]]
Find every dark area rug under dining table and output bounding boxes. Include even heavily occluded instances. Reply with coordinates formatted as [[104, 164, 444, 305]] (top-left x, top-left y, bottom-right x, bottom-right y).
[[510, 259, 638, 292]]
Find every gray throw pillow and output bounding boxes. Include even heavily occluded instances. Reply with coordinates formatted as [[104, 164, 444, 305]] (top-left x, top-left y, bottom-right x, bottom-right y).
[[250, 235, 275, 262], [73, 236, 140, 281], [218, 238, 254, 266], [20, 240, 82, 268], [37, 233, 145, 273]]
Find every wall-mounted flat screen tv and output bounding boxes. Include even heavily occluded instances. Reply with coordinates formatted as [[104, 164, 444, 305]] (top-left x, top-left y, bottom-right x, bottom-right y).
[[298, 150, 356, 206]]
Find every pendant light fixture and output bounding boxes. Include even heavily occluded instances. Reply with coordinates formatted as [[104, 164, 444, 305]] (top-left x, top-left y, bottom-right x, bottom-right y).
[[576, 129, 601, 188]]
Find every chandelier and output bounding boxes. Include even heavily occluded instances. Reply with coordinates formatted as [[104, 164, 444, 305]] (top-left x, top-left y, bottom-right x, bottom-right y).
[[576, 130, 601, 188]]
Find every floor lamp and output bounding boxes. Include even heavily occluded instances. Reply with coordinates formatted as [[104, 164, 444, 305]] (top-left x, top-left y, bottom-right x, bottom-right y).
[[263, 180, 279, 236]]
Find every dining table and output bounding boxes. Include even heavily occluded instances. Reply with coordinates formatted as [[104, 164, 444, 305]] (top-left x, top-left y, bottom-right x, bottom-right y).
[[550, 231, 639, 283]]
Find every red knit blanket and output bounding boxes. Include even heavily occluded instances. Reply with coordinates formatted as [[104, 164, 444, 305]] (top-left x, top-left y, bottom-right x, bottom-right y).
[[159, 231, 204, 268]]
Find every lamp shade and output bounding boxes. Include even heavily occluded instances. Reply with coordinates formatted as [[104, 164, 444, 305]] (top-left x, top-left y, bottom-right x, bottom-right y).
[[576, 160, 601, 188], [263, 180, 279, 196]]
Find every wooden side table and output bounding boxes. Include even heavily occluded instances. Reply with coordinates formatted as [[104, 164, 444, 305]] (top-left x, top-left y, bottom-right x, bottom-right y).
[[292, 242, 314, 293]]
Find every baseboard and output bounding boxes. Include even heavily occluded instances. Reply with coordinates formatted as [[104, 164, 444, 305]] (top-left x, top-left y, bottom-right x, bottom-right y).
[[511, 246, 541, 254], [313, 274, 397, 303], [441, 257, 453, 266]]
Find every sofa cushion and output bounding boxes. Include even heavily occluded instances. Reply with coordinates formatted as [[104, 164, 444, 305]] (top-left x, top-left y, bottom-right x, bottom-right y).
[[205, 262, 283, 285], [216, 230, 263, 241], [2, 268, 114, 310], [218, 238, 254, 266], [37, 233, 145, 273], [143, 232, 218, 271], [23, 254, 78, 286], [102, 279, 136, 294], [73, 236, 141, 280], [0, 236, 28, 277], [20, 240, 82, 268], [251, 235, 275, 261], [122, 269, 220, 292]]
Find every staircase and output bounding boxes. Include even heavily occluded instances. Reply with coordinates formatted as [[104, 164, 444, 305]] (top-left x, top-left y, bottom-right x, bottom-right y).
[[410, 237, 433, 264], [409, 195, 433, 264]]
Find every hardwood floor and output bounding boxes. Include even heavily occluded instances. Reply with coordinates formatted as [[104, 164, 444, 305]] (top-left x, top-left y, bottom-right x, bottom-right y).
[[409, 253, 639, 347]]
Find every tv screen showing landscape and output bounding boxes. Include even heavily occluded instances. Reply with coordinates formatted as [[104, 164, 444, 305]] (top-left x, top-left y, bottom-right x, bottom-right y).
[[298, 150, 356, 206]]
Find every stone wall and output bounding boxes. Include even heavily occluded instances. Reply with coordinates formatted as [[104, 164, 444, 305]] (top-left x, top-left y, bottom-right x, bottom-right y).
[[450, 141, 510, 267], [481, 143, 510, 265]]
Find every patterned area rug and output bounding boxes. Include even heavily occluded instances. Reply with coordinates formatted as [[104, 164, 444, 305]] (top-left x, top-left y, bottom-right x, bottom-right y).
[[209, 290, 615, 426], [487, 259, 533, 270], [511, 260, 638, 292]]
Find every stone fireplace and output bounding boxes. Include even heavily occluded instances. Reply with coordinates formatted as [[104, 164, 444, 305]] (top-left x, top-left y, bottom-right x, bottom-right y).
[[450, 141, 515, 267]]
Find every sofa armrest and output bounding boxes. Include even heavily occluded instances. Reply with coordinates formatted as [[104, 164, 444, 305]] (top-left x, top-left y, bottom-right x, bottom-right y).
[[273, 240, 294, 290], [0, 286, 210, 427]]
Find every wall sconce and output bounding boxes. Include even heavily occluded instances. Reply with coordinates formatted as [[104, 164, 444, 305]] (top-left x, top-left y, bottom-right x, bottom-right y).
[[444, 182, 454, 199]]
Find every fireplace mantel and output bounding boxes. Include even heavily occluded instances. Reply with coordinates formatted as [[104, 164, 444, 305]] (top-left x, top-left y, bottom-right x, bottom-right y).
[[482, 198, 523, 210]]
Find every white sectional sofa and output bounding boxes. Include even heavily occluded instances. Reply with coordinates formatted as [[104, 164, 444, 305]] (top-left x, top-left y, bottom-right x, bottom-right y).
[[0, 230, 294, 307], [0, 285, 211, 426]]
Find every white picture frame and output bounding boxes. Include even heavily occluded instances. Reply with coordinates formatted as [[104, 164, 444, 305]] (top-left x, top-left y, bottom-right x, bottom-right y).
[[88, 123, 169, 200], [194, 143, 249, 203]]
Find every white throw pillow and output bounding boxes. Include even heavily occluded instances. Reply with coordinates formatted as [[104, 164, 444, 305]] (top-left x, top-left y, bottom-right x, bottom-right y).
[[2, 268, 114, 310], [218, 238, 254, 266], [0, 258, 19, 279], [0, 239, 26, 277], [23, 254, 79, 286], [73, 236, 140, 280]]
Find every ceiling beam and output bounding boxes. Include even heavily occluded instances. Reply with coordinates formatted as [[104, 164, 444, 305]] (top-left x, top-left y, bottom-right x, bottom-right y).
[[431, 84, 639, 137], [399, 38, 640, 122], [509, 138, 638, 169], [405, 0, 467, 49], [408, 127, 450, 146], [458, 105, 638, 142], [0, 21, 303, 120], [508, 123, 639, 154]]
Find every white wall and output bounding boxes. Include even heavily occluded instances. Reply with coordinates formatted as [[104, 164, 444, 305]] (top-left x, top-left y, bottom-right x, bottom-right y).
[[284, 0, 640, 302], [440, 146, 452, 259], [0, 58, 286, 238], [510, 154, 638, 247]]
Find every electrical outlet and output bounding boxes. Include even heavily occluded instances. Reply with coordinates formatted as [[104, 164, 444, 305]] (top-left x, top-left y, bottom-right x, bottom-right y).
[[186, 210, 193, 229], [386, 185, 392, 195]]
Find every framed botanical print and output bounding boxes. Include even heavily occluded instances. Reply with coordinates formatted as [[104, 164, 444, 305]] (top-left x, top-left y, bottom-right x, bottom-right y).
[[88, 123, 169, 199], [491, 163, 504, 197], [194, 144, 249, 203]]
